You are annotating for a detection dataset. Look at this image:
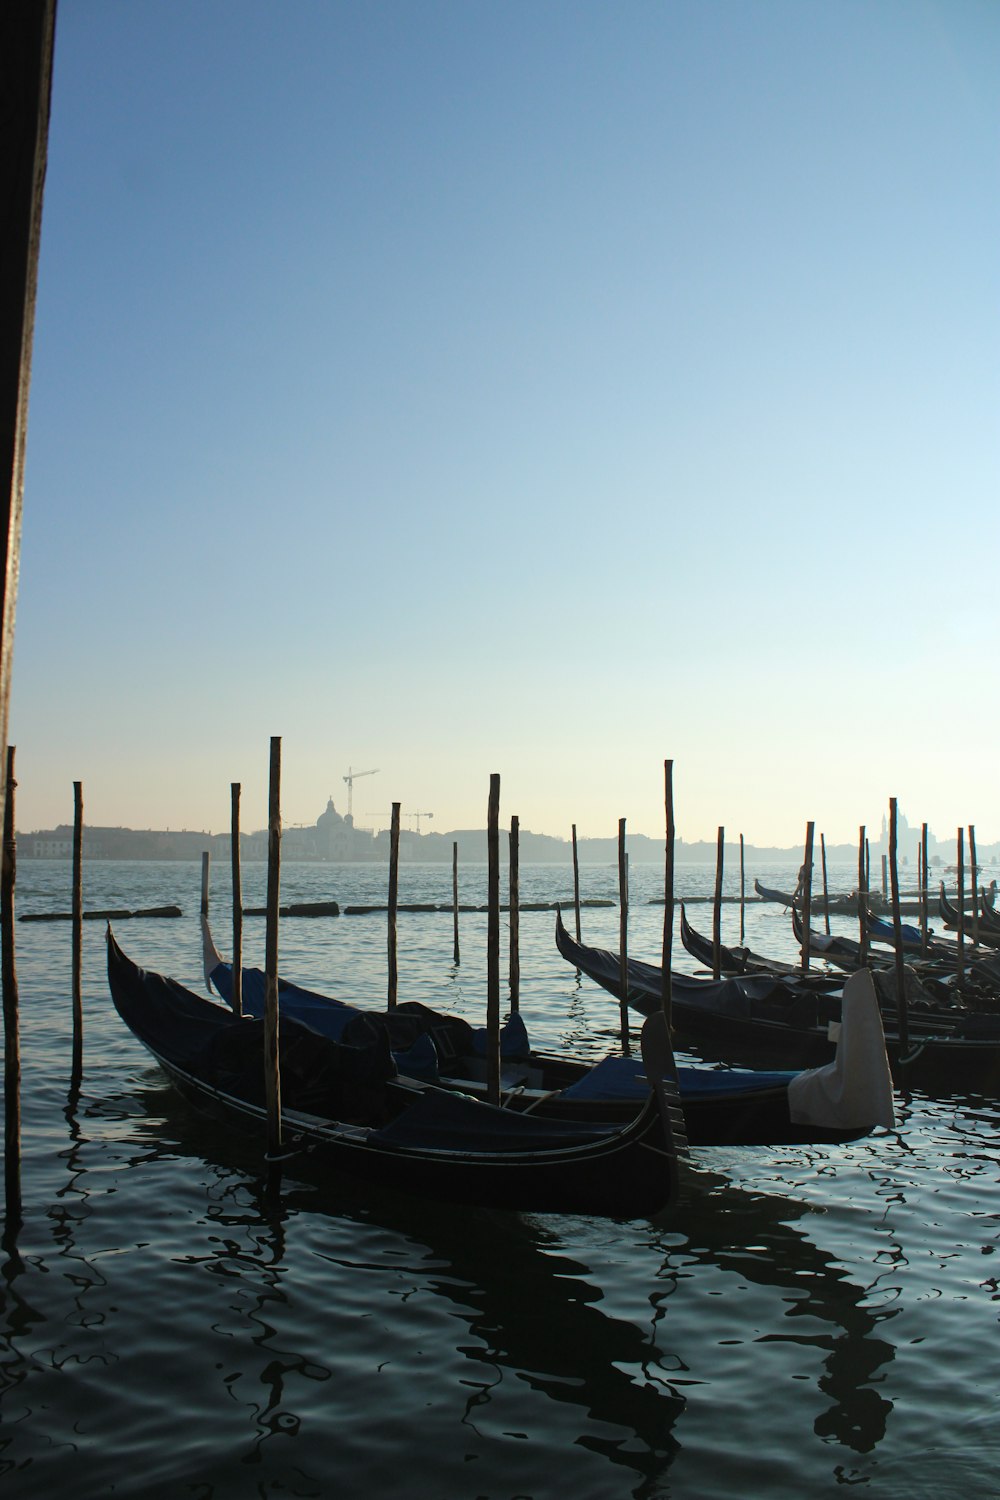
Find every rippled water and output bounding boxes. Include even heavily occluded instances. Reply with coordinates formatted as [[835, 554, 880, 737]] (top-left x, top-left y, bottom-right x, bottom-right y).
[[2, 858, 999, 1498]]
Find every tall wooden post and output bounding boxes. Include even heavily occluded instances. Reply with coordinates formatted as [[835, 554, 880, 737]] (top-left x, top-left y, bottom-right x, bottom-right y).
[[661, 760, 674, 1030], [888, 797, 910, 1054], [712, 826, 724, 980], [0, 5, 56, 839], [263, 737, 282, 1164], [739, 832, 745, 945], [200, 850, 210, 921], [508, 815, 520, 1013], [571, 822, 581, 941], [71, 781, 83, 1086], [920, 822, 929, 958], [955, 827, 966, 991], [858, 826, 869, 965], [230, 783, 243, 1018], [451, 840, 460, 965], [387, 802, 400, 1007], [800, 822, 814, 974], [486, 775, 501, 1105], [968, 824, 979, 946], [820, 833, 830, 935], [881, 854, 888, 903], [617, 818, 630, 1055], [3, 746, 21, 1230]]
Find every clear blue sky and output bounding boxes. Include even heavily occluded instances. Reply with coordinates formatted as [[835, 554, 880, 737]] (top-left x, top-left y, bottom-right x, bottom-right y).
[[12, 0, 1000, 847]]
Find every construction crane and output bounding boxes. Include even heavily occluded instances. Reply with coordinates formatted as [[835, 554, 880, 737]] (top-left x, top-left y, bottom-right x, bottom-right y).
[[408, 811, 434, 834], [342, 766, 378, 818]]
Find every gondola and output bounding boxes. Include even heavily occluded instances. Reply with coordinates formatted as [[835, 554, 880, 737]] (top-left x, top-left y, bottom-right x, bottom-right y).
[[554, 910, 1000, 1090], [106, 928, 687, 1218], [680, 902, 805, 978], [200, 922, 882, 1147], [753, 879, 799, 907], [790, 906, 866, 970], [939, 884, 1000, 948]]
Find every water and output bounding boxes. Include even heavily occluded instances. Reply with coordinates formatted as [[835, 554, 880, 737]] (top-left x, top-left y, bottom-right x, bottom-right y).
[[2, 858, 999, 1499]]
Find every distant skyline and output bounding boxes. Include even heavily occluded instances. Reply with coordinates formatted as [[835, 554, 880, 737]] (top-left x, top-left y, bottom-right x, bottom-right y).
[[11, 1, 1000, 846]]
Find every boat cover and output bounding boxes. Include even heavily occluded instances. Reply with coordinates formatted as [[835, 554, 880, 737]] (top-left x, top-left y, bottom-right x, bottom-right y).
[[787, 969, 895, 1129], [208, 960, 530, 1067], [369, 1087, 622, 1153], [559, 1054, 797, 1103]]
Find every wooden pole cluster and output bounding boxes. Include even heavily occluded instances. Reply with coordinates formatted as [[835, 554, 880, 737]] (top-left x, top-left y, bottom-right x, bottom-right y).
[[660, 760, 674, 1030], [617, 818, 630, 1055], [230, 783, 243, 1017], [888, 797, 910, 1054], [509, 815, 520, 1013], [3, 746, 20, 1230], [387, 802, 400, 1007], [486, 774, 501, 1104]]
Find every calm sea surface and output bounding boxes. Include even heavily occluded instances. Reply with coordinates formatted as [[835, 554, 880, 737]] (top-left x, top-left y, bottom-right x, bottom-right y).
[[1, 858, 998, 1499]]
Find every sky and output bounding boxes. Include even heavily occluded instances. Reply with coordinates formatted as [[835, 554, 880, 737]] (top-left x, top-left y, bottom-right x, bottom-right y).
[[11, 0, 1000, 846]]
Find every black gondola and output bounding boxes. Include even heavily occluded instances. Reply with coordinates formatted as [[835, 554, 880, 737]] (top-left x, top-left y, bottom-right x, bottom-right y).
[[106, 928, 687, 1219], [200, 922, 881, 1147], [554, 910, 1000, 1090]]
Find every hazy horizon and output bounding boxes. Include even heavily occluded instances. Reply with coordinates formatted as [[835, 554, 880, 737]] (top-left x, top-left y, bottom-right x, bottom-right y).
[[12, 2, 999, 846]]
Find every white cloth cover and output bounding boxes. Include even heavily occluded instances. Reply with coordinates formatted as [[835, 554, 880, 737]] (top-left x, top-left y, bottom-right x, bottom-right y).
[[787, 968, 896, 1129]]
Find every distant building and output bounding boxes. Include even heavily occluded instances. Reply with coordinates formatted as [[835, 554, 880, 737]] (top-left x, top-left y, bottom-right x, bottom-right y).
[[308, 798, 371, 860]]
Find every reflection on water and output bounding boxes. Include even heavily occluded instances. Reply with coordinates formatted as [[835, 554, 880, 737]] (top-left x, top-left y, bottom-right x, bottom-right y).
[[2, 861, 1000, 1498]]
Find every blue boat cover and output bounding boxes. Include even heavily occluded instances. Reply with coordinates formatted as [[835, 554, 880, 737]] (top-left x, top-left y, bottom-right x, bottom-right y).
[[559, 1054, 796, 1102], [210, 962, 531, 1070]]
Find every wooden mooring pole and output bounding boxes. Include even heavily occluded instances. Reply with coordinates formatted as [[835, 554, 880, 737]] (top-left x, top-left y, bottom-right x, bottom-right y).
[[712, 826, 724, 981], [200, 850, 210, 921], [800, 822, 814, 974], [888, 797, 910, 1054], [451, 841, 460, 965], [509, 815, 520, 1013], [486, 775, 501, 1105], [230, 783, 243, 1018], [956, 827, 966, 992], [263, 737, 282, 1168], [617, 817, 630, 1056], [739, 832, 745, 945], [968, 824, 979, 946], [820, 833, 830, 935], [571, 822, 581, 942], [387, 802, 400, 1008], [919, 822, 929, 959], [71, 781, 83, 1087], [3, 746, 21, 1231], [858, 826, 869, 965], [661, 760, 674, 1031]]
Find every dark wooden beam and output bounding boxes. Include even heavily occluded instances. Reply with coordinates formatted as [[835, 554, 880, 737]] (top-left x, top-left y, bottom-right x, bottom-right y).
[[0, 3, 57, 831]]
